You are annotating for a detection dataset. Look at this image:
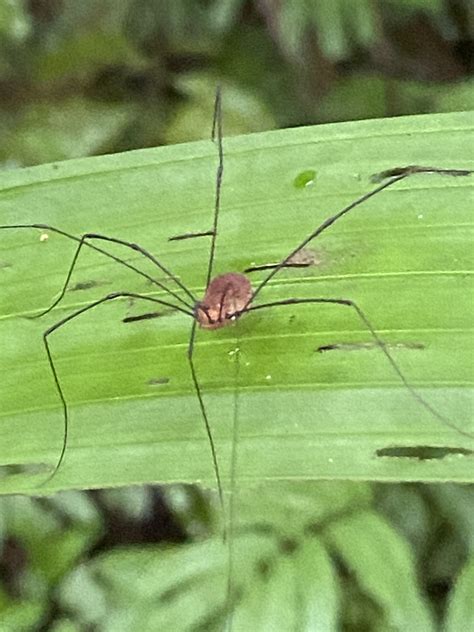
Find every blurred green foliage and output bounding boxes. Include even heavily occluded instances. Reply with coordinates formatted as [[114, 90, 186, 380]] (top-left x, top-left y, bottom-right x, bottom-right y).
[[0, 0, 473, 165], [1, 483, 473, 629], [0, 0, 473, 629]]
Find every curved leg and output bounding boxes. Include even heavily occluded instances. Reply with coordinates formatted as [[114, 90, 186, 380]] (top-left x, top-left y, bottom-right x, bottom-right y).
[[51, 232, 197, 314], [41, 291, 193, 486], [245, 297, 474, 440], [249, 167, 472, 305], [187, 319, 225, 525], [0, 224, 196, 316]]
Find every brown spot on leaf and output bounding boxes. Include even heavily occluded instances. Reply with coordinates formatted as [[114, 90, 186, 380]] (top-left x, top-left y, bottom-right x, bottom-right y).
[[123, 310, 168, 323], [245, 248, 320, 273], [148, 377, 170, 386], [316, 341, 425, 353], [376, 446, 473, 460], [168, 230, 214, 242], [70, 280, 100, 291]]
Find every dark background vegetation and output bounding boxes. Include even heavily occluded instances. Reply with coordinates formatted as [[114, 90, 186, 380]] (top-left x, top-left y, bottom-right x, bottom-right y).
[[1, 0, 473, 166], [0, 1, 473, 630]]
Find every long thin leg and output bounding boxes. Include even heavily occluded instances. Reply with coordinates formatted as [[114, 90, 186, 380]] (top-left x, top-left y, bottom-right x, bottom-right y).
[[244, 297, 474, 439], [62, 233, 197, 310], [187, 319, 225, 528], [204, 86, 224, 290], [176, 87, 226, 534], [0, 225, 196, 315], [249, 167, 472, 306], [40, 291, 193, 486]]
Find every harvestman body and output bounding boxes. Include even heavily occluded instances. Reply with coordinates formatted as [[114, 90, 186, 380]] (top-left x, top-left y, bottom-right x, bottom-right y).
[[0, 88, 473, 522]]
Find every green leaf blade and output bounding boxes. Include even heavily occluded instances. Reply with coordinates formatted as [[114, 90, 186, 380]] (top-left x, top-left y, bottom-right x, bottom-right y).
[[0, 111, 472, 494]]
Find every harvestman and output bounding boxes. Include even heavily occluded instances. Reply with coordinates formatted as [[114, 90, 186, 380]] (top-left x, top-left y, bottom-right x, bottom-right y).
[[1, 89, 473, 520]]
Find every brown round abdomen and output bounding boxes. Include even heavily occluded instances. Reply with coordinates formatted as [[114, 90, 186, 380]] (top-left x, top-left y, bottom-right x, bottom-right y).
[[196, 273, 252, 329]]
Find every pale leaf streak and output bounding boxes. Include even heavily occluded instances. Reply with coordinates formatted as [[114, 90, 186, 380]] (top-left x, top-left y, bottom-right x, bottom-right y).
[[2, 328, 469, 365], [1, 380, 470, 423]]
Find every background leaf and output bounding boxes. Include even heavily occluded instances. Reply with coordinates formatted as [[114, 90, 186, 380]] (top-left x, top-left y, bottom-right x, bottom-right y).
[[326, 510, 434, 630], [446, 553, 474, 631]]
